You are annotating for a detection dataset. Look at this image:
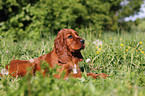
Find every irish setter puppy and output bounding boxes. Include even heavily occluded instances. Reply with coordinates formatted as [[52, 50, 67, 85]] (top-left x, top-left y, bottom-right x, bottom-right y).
[[0, 29, 108, 79]]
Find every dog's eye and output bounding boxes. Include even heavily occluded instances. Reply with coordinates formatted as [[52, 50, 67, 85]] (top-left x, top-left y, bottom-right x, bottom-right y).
[[68, 35, 73, 39]]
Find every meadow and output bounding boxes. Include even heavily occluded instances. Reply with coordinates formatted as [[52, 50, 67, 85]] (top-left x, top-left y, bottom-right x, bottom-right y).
[[0, 30, 145, 96]]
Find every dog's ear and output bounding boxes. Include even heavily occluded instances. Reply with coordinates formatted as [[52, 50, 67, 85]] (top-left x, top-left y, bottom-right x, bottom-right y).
[[54, 31, 70, 64]]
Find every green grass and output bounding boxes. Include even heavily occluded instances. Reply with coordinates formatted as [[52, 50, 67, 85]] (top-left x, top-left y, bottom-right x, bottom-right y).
[[0, 30, 145, 96]]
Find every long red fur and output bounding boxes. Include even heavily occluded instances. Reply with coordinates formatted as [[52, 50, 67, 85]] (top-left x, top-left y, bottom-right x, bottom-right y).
[[1, 29, 108, 79]]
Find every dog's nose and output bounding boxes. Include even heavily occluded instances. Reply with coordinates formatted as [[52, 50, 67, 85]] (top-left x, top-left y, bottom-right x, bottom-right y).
[[80, 39, 85, 44]]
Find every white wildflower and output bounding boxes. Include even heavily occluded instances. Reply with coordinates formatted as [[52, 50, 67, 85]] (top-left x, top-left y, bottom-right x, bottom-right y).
[[1, 68, 9, 75], [93, 39, 99, 44], [98, 40, 103, 46], [29, 59, 34, 63], [93, 39, 103, 51], [86, 58, 91, 63]]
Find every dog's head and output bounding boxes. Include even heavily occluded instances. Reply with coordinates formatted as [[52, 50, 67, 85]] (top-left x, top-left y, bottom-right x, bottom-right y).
[[54, 29, 85, 64]]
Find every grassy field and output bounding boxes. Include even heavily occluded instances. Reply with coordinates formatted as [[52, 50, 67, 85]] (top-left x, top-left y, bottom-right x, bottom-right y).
[[0, 30, 145, 96]]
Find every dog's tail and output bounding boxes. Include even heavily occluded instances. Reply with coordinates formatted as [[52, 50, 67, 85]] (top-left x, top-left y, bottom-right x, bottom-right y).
[[0, 65, 9, 76]]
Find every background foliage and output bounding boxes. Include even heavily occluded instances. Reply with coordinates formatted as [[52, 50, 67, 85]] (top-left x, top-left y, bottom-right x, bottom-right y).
[[0, 0, 144, 41]]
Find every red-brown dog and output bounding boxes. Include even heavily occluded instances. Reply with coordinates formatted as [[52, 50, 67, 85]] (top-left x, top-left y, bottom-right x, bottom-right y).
[[0, 29, 108, 79]]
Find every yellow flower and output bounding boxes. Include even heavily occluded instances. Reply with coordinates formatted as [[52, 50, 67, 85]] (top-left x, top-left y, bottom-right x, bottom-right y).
[[110, 38, 112, 40], [114, 37, 116, 39], [141, 51, 144, 54], [139, 42, 142, 44], [139, 49, 141, 51], [126, 49, 128, 52], [99, 48, 102, 50], [87, 43, 89, 45], [96, 51, 100, 54], [132, 49, 134, 51], [121, 44, 123, 46], [35, 81, 38, 84], [128, 46, 131, 49], [96, 46, 98, 49], [136, 50, 138, 52]]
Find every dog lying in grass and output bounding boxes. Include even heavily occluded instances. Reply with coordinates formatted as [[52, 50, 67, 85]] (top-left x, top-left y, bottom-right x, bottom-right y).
[[0, 29, 108, 79]]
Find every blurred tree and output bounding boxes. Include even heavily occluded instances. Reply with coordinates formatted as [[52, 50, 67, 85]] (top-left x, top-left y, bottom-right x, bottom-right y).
[[0, 0, 144, 41]]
